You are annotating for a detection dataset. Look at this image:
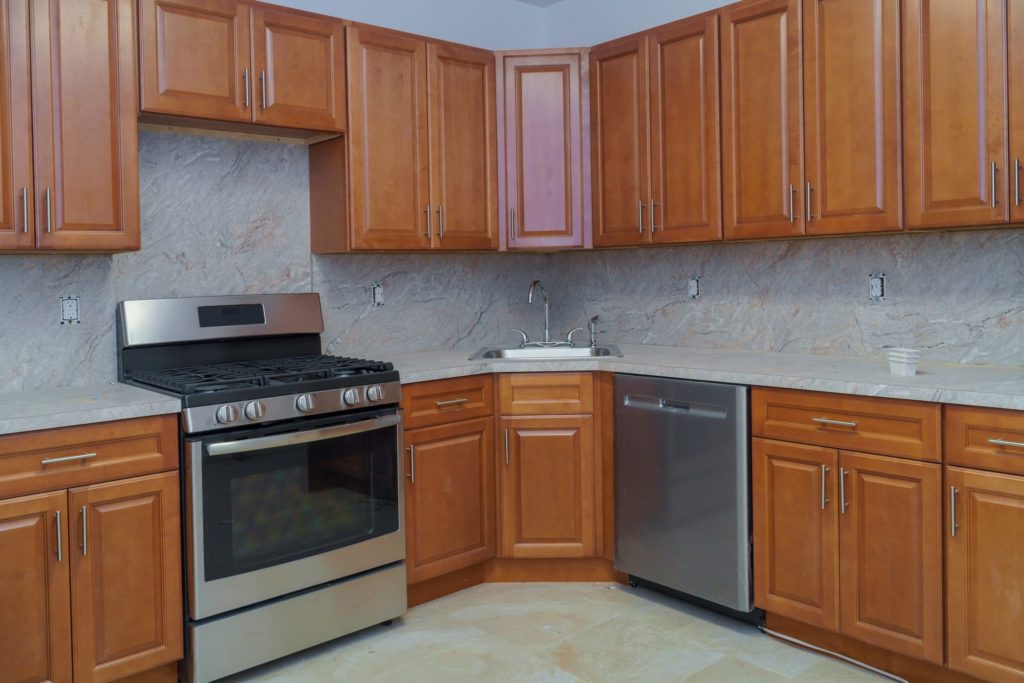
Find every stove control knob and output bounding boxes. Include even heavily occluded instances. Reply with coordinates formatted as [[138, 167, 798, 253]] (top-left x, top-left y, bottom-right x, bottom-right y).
[[366, 385, 385, 402], [295, 393, 318, 413], [342, 388, 361, 406], [244, 401, 266, 420], [215, 404, 239, 424]]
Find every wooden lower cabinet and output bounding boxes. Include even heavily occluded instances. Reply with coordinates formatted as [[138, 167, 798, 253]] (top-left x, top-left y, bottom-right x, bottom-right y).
[[947, 467, 1024, 683], [405, 417, 496, 583]]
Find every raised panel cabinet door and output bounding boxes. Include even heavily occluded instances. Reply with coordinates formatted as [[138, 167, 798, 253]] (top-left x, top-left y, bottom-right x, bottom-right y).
[[252, 7, 346, 132], [837, 452, 943, 664], [69, 472, 182, 683], [0, 0, 33, 250], [346, 26, 430, 250], [404, 417, 496, 584], [753, 438, 839, 630], [803, 0, 902, 235], [499, 416, 596, 558], [721, 0, 804, 240], [1011, 0, 1024, 223], [138, 0, 251, 122], [903, 0, 1008, 229], [0, 491, 71, 683], [947, 467, 1024, 683], [503, 53, 585, 250], [428, 42, 498, 250], [649, 14, 722, 244], [590, 36, 649, 247], [30, 0, 139, 251]]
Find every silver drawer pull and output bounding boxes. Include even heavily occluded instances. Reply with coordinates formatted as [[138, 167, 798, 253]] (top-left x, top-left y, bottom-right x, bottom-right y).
[[55, 511, 63, 562], [820, 465, 829, 510], [41, 452, 97, 466], [812, 417, 857, 429], [436, 398, 469, 408], [406, 445, 415, 484], [80, 506, 88, 556], [950, 486, 959, 537], [989, 438, 1024, 449]]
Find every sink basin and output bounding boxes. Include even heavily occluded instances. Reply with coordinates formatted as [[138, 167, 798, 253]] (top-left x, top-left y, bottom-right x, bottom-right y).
[[470, 345, 622, 360]]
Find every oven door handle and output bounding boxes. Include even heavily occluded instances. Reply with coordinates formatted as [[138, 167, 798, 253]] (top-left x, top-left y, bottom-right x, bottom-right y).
[[205, 413, 402, 457]]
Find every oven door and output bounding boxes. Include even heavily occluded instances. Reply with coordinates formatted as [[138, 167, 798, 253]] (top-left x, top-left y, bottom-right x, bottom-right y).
[[185, 410, 404, 620]]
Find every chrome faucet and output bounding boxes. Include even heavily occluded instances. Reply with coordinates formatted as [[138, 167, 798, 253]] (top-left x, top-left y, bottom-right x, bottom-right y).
[[588, 315, 601, 348], [527, 280, 551, 343]]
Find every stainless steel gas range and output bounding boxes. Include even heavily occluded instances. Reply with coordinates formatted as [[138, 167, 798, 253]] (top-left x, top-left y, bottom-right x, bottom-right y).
[[117, 294, 406, 683]]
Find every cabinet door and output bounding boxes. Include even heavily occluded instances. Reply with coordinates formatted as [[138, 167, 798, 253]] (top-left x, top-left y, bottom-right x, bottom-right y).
[[31, 0, 139, 251], [590, 36, 649, 247], [838, 452, 943, 664], [753, 438, 838, 630], [903, 0, 1008, 229], [499, 416, 596, 558], [947, 467, 1024, 683], [69, 472, 182, 683], [405, 417, 495, 584], [252, 7, 345, 132], [138, 0, 251, 122], [427, 42, 498, 251], [649, 14, 722, 244], [1011, 0, 1024, 224], [721, 0, 804, 240], [0, 0, 33, 250], [346, 26, 430, 250], [0, 491, 71, 683], [803, 0, 902, 235], [502, 52, 585, 250]]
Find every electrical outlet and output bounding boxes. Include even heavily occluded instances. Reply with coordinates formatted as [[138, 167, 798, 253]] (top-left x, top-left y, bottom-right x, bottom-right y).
[[688, 275, 701, 300], [60, 296, 80, 325], [371, 282, 384, 307], [868, 273, 885, 302]]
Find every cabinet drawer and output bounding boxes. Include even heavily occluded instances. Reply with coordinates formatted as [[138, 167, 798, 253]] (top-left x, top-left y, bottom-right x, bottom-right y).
[[402, 375, 494, 430], [945, 405, 1024, 476], [499, 373, 593, 415], [0, 416, 179, 499], [752, 388, 940, 462]]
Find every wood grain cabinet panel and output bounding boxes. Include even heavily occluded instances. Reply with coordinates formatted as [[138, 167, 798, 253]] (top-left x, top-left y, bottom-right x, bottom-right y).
[[903, 0, 1008, 229], [946, 404, 1024, 476], [802, 0, 902, 235], [0, 490, 71, 683], [0, 0, 33, 250], [1010, 0, 1024, 223], [402, 375, 494, 431], [721, 0, 804, 240], [947, 466, 1024, 682], [498, 373, 593, 416]]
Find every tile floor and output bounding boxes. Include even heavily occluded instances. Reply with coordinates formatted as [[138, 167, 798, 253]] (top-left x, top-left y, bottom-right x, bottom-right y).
[[224, 583, 889, 682]]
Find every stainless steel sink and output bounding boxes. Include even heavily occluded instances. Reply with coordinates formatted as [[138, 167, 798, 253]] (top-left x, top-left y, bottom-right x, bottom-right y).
[[470, 345, 622, 360]]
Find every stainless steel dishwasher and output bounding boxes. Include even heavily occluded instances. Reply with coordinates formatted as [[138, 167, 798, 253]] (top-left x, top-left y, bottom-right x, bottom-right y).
[[614, 374, 753, 613]]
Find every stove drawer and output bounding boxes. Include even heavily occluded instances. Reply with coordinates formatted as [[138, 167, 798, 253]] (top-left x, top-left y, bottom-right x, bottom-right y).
[[0, 415, 179, 498], [402, 376, 494, 429]]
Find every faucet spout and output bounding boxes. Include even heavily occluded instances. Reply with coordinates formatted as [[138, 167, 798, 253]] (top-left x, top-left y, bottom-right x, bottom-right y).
[[527, 280, 551, 343]]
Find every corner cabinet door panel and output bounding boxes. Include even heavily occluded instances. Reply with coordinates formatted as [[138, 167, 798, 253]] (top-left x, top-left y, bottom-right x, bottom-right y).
[[252, 8, 346, 132], [947, 467, 1024, 683], [803, 0, 902, 235], [753, 438, 839, 630], [138, 0, 251, 122], [427, 43, 498, 250], [903, 0, 1008, 229], [0, 0, 33, 250], [590, 36, 649, 247], [31, 0, 139, 251], [0, 491, 71, 683], [405, 417, 496, 584], [499, 416, 596, 558], [721, 0, 804, 240], [1011, 0, 1024, 224], [837, 451, 943, 664], [649, 14, 722, 244], [346, 26, 430, 250], [69, 472, 182, 683]]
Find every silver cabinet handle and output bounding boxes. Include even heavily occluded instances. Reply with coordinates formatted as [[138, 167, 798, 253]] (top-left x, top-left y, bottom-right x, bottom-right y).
[[788, 184, 797, 223], [1015, 159, 1022, 207], [840, 468, 849, 513], [510, 207, 516, 235], [812, 417, 857, 429], [992, 162, 999, 208], [820, 465, 830, 510], [243, 68, 250, 108], [80, 506, 88, 556], [259, 70, 267, 110], [55, 511, 62, 562], [989, 438, 1024, 449], [41, 452, 97, 466], [437, 205, 444, 239], [21, 187, 28, 233], [806, 182, 814, 221], [504, 428, 510, 466], [45, 188, 52, 233], [950, 486, 959, 537], [436, 398, 468, 408], [406, 445, 415, 484], [424, 205, 432, 238], [638, 201, 645, 233], [649, 199, 658, 232]]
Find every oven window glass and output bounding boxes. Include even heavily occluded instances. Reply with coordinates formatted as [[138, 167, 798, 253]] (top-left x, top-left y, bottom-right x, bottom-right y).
[[201, 422, 399, 580]]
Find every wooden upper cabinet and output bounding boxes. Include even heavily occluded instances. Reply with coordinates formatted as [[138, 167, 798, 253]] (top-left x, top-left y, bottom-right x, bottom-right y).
[[31, 0, 139, 251], [252, 7, 346, 131], [802, 0, 902, 235], [0, 0, 33, 251], [903, 0, 1008, 229], [947, 467, 1024, 682], [139, 0, 251, 122], [428, 42, 498, 250], [649, 14, 722, 244], [0, 490, 72, 683], [721, 0, 804, 240], [1011, 0, 1024, 224], [590, 36, 649, 247], [502, 52, 586, 250], [346, 26, 430, 250]]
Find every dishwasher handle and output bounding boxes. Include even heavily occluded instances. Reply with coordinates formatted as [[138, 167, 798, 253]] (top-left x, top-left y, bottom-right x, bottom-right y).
[[622, 394, 728, 419]]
